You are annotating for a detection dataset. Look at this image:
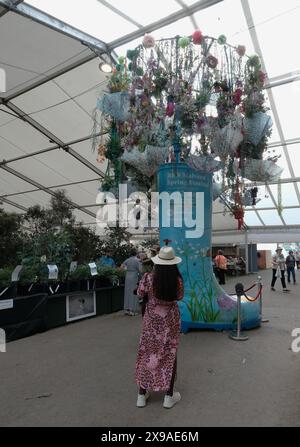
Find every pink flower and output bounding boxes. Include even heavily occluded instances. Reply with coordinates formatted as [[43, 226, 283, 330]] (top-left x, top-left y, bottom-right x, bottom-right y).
[[236, 45, 246, 57], [192, 29, 203, 45], [206, 54, 218, 69], [166, 102, 175, 117], [258, 70, 267, 84], [233, 88, 243, 105], [142, 34, 155, 49]]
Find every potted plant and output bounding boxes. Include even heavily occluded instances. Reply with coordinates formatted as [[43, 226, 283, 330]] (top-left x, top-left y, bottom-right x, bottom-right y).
[[0, 267, 15, 299], [68, 264, 91, 292]]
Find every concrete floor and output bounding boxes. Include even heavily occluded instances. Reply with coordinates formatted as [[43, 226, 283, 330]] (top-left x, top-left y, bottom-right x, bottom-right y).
[[1, 269, 300, 427]]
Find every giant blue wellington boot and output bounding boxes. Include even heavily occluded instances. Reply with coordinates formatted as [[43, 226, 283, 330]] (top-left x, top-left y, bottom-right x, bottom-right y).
[[158, 163, 261, 333]]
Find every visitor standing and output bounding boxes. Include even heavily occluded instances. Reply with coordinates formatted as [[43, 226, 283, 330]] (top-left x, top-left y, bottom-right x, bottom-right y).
[[286, 250, 297, 285], [271, 247, 290, 292], [122, 248, 141, 316], [98, 249, 116, 268], [135, 246, 184, 409], [214, 250, 227, 285], [137, 258, 154, 317]]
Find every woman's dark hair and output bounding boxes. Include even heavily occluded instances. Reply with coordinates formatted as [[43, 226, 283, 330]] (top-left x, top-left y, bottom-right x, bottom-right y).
[[130, 248, 137, 257], [153, 264, 182, 302]]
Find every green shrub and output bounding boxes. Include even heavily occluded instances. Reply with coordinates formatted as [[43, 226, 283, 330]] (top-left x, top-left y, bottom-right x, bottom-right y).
[[0, 267, 12, 288]]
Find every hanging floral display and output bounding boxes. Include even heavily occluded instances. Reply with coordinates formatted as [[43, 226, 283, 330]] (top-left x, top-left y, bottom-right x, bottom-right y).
[[93, 31, 282, 229]]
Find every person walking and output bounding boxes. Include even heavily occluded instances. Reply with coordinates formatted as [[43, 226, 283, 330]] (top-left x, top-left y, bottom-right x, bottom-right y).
[[286, 250, 297, 285], [122, 248, 141, 316], [135, 246, 184, 409], [214, 250, 227, 285], [271, 247, 290, 292], [295, 251, 300, 270]]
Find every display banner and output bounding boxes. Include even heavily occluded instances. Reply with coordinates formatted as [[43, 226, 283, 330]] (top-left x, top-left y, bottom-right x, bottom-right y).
[[88, 262, 98, 276], [158, 163, 260, 332], [47, 265, 58, 280]]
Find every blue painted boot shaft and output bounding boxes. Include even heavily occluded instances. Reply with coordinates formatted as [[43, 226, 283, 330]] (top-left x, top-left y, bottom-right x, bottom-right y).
[[158, 163, 261, 333]]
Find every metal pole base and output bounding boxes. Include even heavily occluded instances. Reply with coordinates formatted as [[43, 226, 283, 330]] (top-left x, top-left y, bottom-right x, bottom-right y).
[[229, 331, 249, 341], [261, 317, 269, 323]]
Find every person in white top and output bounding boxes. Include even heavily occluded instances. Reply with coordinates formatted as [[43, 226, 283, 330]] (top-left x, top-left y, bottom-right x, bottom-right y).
[[271, 247, 290, 292]]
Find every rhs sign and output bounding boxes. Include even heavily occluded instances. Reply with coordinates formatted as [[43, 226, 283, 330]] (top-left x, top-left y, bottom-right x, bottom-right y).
[[0, 67, 6, 93], [0, 329, 6, 353]]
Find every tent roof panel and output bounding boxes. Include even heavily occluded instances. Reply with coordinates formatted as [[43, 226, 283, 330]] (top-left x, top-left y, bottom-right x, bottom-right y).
[[8, 156, 80, 186], [5, 189, 51, 209], [27, 0, 138, 42], [12, 81, 71, 115], [53, 180, 99, 206], [70, 140, 107, 169], [287, 144, 300, 177], [258, 209, 283, 226], [0, 106, 16, 127], [28, 100, 96, 141], [107, 0, 179, 26], [193, 0, 254, 50], [0, 118, 51, 153], [0, 11, 93, 98], [53, 58, 107, 98], [1, 202, 24, 214], [244, 211, 264, 227], [281, 208, 300, 226], [271, 81, 300, 141], [254, 186, 274, 209], [280, 183, 299, 207], [248, 0, 300, 78], [30, 150, 99, 183], [0, 169, 35, 195]]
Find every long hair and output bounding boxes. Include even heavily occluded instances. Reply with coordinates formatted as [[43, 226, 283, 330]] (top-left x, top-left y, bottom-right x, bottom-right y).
[[153, 264, 182, 302]]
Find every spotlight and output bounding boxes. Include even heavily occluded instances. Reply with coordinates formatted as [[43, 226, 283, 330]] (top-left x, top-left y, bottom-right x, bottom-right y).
[[99, 62, 112, 73]]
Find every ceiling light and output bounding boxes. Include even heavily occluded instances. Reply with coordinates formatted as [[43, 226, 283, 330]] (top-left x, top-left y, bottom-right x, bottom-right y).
[[99, 62, 112, 73]]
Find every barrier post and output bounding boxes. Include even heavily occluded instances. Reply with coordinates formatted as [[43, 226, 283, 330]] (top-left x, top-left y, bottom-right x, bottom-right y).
[[258, 275, 269, 323], [229, 283, 249, 341]]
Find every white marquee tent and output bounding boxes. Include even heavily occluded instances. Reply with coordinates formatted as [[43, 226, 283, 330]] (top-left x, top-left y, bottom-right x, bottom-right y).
[[0, 0, 299, 245]]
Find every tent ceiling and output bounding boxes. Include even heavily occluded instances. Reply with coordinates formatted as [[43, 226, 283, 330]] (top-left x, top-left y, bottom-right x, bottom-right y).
[[0, 0, 300, 239]]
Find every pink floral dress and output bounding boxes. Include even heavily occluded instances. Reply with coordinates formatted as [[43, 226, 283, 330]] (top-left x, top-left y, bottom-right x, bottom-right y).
[[135, 272, 184, 392]]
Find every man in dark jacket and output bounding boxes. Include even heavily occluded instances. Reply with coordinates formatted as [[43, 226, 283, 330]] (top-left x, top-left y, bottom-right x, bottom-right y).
[[286, 251, 296, 285]]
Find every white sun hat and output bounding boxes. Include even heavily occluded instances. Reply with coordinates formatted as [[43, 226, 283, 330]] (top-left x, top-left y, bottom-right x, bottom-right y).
[[151, 246, 182, 265]]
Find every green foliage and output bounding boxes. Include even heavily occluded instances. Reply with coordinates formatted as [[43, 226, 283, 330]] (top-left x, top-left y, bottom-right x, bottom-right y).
[[66, 224, 101, 264], [105, 122, 123, 186], [68, 264, 90, 280], [1, 190, 134, 285], [0, 267, 13, 287], [0, 208, 23, 268], [102, 225, 134, 266], [140, 238, 160, 250]]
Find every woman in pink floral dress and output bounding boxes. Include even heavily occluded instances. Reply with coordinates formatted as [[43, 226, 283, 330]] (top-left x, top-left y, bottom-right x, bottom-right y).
[[135, 246, 184, 409]]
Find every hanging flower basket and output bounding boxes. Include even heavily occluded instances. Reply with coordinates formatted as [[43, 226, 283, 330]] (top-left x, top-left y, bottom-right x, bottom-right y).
[[243, 158, 283, 182], [97, 92, 130, 121], [187, 154, 223, 173], [243, 111, 273, 146], [121, 146, 169, 177], [210, 114, 243, 158]]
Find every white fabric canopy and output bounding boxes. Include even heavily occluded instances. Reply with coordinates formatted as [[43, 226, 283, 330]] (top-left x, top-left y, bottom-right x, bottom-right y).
[[0, 0, 300, 242]]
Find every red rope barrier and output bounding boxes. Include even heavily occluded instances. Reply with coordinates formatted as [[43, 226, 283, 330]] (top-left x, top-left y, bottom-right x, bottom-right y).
[[244, 285, 263, 302], [229, 282, 257, 296], [244, 283, 257, 293]]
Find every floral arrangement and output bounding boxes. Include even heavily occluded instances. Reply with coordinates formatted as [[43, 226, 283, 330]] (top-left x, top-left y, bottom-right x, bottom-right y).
[[94, 31, 282, 227]]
